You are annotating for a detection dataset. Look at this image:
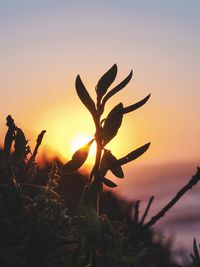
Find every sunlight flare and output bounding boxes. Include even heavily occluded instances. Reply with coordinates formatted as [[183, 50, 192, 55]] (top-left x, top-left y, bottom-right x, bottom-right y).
[[70, 134, 96, 156]]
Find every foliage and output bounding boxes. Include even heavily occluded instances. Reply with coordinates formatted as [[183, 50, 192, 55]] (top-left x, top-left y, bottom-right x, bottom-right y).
[[0, 66, 200, 267], [62, 64, 151, 212], [0, 168, 178, 267]]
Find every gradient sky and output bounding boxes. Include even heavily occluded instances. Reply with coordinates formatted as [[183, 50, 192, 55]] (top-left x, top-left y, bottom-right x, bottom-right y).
[[1, 1, 200, 256], [0, 0, 200, 167]]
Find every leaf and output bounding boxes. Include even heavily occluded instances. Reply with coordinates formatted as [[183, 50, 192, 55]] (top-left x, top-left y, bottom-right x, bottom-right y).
[[31, 130, 46, 159], [13, 128, 27, 155], [3, 115, 15, 161], [96, 64, 117, 99], [102, 177, 117, 188], [62, 139, 94, 173], [117, 143, 150, 165], [102, 70, 133, 107], [100, 150, 124, 178], [4, 129, 14, 161], [75, 75, 97, 118], [102, 103, 123, 145], [123, 94, 151, 114]]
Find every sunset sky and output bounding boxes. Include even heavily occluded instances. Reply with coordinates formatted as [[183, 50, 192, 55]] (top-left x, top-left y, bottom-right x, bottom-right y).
[[1, 1, 200, 258], [0, 1, 200, 172]]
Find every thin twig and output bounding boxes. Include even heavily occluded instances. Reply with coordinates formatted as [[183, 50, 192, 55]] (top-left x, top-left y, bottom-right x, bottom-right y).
[[140, 196, 154, 225], [134, 167, 200, 237], [134, 200, 140, 223], [23, 130, 46, 180]]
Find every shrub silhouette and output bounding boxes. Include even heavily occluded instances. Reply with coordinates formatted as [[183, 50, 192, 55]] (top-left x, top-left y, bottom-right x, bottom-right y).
[[0, 65, 199, 266]]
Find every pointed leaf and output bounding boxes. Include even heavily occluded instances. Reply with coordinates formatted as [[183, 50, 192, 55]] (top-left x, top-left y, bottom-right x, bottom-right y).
[[36, 130, 46, 147], [62, 139, 94, 173], [102, 177, 117, 188], [117, 143, 150, 165], [4, 129, 14, 161], [31, 130, 46, 159], [96, 64, 117, 99], [102, 70, 133, 107], [14, 128, 27, 154], [75, 75, 97, 118], [100, 150, 124, 178], [102, 103, 123, 145], [110, 164, 124, 179], [3, 115, 15, 161], [123, 94, 151, 114]]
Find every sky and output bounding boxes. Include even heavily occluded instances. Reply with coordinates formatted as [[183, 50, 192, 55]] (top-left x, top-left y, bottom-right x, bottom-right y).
[[0, 0, 200, 168], [0, 0, 200, 256]]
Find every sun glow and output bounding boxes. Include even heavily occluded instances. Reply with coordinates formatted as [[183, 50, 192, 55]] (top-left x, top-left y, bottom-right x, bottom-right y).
[[70, 134, 96, 157], [35, 105, 141, 167]]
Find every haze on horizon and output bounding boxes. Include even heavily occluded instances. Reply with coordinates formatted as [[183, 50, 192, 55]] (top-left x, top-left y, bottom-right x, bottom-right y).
[[0, 0, 199, 177]]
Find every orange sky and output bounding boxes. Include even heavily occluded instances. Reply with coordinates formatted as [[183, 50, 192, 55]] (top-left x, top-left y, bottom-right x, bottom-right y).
[[0, 1, 200, 176]]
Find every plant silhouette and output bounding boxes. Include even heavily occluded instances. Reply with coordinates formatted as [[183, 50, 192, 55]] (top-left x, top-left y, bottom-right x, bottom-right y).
[[0, 67, 200, 266], [62, 64, 151, 213]]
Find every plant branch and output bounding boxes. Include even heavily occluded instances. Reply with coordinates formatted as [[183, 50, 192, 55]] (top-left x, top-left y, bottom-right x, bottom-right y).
[[31, 130, 46, 160], [134, 167, 200, 237], [134, 200, 140, 224], [23, 130, 46, 180], [140, 196, 154, 225]]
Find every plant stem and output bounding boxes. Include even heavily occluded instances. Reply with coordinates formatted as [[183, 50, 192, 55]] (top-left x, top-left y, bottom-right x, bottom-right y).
[[133, 167, 200, 237], [93, 141, 102, 214], [140, 196, 154, 225], [91, 111, 103, 214], [23, 130, 46, 181]]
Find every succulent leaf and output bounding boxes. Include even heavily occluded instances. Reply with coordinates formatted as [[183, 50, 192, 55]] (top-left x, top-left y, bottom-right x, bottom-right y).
[[76, 75, 97, 118], [96, 64, 117, 100], [123, 94, 151, 114], [100, 150, 124, 178], [102, 70, 133, 107], [62, 139, 94, 173], [102, 177, 117, 188], [118, 143, 150, 166], [102, 103, 123, 145]]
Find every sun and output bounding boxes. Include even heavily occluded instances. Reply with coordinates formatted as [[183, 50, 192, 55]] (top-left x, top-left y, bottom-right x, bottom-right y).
[[70, 134, 96, 157]]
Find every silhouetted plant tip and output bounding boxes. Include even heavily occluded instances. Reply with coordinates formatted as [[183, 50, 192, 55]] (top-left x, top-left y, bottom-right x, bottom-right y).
[[96, 64, 117, 100], [62, 64, 151, 213], [32, 130, 46, 158], [3, 115, 15, 159], [23, 130, 46, 181], [101, 70, 133, 109]]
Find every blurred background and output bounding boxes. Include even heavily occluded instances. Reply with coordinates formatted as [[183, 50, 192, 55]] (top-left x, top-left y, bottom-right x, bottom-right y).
[[0, 0, 200, 262]]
